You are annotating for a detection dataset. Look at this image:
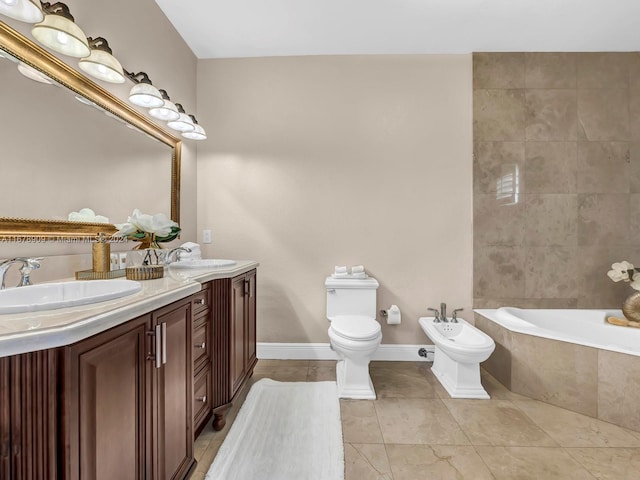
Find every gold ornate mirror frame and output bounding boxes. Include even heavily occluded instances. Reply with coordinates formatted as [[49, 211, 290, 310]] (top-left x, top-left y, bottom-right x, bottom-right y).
[[0, 21, 181, 240]]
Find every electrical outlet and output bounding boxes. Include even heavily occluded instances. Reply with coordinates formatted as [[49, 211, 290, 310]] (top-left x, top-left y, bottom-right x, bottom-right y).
[[202, 229, 212, 244], [118, 252, 127, 269], [110, 253, 120, 271]]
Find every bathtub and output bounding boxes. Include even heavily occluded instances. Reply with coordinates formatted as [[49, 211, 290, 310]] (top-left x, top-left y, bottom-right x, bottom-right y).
[[474, 307, 640, 433], [477, 307, 640, 357]]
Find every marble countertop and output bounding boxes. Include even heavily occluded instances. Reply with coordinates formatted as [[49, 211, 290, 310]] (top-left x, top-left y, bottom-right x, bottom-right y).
[[0, 260, 259, 358]]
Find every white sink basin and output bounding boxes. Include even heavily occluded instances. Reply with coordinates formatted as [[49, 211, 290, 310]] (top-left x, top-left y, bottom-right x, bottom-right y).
[[170, 259, 237, 269], [0, 279, 142, 314]]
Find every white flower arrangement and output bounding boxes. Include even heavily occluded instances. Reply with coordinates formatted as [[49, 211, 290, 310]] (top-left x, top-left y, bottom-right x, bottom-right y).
[[607, 261, 640, 291], [114, 209, 180, 246]]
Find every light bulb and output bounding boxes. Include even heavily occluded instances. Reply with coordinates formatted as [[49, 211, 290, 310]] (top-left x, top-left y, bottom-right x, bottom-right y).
[[1, 0, 18, 7], [56, 30, 68, 45]]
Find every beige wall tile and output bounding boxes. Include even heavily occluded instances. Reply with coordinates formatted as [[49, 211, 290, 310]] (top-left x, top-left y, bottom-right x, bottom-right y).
[[578, 89, 630, 141], [386, 444, 494, 479], [598, 350, 640, 432], [525, 89, 578, 141], [524, 142, 577, 194], [577, 194, 629, 246], [577, 53, 630, 89], [474, 89, 525, 141], [524, 246, 579, 299], [525, 53, 577, 88], [474, 246, 525, 298], [473, 53, 525, 89], [474, 141, 525, 194], [524, 195, 577, 246], [474, 313, 512, 389], [474, 194, 525, 246], [577, 142, 630, 193], [510, 334, 598, 417], [631, 143, 640, 193]]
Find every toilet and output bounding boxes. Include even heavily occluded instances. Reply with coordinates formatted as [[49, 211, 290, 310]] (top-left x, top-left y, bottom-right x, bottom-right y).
[[326, 276, 382, 399]]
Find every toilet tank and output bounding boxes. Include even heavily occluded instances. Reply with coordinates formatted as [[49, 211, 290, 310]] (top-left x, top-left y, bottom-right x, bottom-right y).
[[325, 276, 379, 321]]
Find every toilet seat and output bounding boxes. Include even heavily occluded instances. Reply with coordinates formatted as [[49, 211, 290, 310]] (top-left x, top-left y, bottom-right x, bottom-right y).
[[330, 315, 381, 341]]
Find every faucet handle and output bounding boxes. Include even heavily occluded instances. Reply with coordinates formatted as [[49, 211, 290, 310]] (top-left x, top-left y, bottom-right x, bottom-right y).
[[427, 307, 441, 322], [17, 257, 42, 287], [451, 308, 464, 322]]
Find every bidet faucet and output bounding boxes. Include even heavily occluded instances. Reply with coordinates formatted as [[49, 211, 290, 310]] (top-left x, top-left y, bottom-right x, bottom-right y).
[[451, 308, 464, 323], [427, 307, 441, 323], [165, 247, 191, 264], [440, 303, 447, 322], [0, 257, 42, 290]]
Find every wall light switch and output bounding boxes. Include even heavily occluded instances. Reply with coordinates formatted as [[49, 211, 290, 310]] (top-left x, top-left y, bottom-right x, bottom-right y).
[[202, 229, 212, 244]]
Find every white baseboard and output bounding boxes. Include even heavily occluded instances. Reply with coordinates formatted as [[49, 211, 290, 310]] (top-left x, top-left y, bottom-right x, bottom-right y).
[[257, 342, 434, 362]]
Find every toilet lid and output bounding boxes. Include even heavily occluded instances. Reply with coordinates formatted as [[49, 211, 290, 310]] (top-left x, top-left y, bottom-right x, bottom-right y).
[[330, 315, 381, 341]]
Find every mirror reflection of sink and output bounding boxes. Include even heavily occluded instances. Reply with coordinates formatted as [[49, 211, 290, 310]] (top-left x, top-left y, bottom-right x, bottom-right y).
[[170, 259, 237, 269], [0, 279, 142, 314]]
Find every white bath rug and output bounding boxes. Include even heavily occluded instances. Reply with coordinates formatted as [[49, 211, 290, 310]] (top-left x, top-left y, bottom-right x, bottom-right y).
[[205, 378, 344, 480]]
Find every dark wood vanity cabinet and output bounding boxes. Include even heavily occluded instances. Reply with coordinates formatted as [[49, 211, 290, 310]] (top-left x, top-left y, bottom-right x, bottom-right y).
[[62, 299, 194, 480], [210, 269, 257, 429], [191, 283, 213, 435]]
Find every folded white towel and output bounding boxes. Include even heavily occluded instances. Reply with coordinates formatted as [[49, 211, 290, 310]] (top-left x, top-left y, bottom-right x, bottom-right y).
[[350, 272, 367, 279], [351, 265, 365, 274], [334, 265, 348, 274], [332, 272, 349, 278], [181, 242, 201, 251]]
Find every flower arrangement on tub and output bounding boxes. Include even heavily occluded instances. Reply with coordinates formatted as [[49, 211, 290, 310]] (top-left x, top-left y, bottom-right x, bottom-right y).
[[114, 209, 180, 265], [607, 261, 640, 324]]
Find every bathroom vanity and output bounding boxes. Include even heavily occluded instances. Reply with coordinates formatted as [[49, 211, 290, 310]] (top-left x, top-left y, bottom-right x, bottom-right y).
[[0, 262, 258, 480]]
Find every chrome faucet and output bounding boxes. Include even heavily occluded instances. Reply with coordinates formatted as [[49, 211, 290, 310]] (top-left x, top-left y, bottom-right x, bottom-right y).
[[451, 308, 464, 323], [165, 247, 191, 265], [440, 302, 447, 322], [427, 307, 441, 323], [0, 257, 42, 290]]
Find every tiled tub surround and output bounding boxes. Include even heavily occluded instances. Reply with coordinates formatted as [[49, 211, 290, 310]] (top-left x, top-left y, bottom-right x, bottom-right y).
[[473, 52, 640, 309], [474, 310, 640, 433]]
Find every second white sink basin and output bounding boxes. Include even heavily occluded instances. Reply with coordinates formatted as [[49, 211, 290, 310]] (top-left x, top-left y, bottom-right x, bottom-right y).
[[0, 279, 142, 314], [170, 259, 237, 269]]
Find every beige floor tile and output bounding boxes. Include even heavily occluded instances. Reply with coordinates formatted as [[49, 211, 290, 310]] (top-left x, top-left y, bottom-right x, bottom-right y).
[[515, 399, 640, 447], [254, 359, 310, 369], [194, 438, 223, 474], [442, 399, 557, 446], [386, 444, 494, 480], [566, 447, 640, 480], [340, 399, 384, 443], [307, 365, 336, 381], [476, 446, 596, 479], [370, 366, 440, 399], [189, 472, 206, 480], [480, 369, 528, 401], [375, 398, 470, 445], [344, 443, 392, 480], [251, 366, 309, 382]]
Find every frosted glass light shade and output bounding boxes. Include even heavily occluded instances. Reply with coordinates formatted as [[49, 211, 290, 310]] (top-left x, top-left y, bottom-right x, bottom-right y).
[[149, 99, 180, 121], [17, 61, 53, 84], [167, 112, 195, 133], [32, 13, 90, 58], [182, 124, 207, 140], [79, 48, 125, 83], [0, 0, 43, 23], [129, 82, 163, 108]]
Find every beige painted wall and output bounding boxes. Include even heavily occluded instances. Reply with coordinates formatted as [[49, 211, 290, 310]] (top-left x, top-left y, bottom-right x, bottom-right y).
[[196, 55, 473, 344], [0, 0, 197, 278]]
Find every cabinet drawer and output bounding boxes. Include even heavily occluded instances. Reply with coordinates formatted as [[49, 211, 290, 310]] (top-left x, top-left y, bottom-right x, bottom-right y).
[[192, 318, 211, 373], [192, 288, 210, 316], [193, 367, 212, 431]]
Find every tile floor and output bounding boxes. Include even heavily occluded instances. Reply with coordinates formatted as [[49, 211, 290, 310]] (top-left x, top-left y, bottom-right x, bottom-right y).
[[191, 360, 640, 479]]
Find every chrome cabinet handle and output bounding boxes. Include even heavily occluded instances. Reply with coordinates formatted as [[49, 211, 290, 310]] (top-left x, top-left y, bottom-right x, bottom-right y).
[[194, 342, 206, 349], [161, 322, 167, 365], [194, 298, 206, 305], [155, 324, 162, 369], [196, 396, 207, 403]]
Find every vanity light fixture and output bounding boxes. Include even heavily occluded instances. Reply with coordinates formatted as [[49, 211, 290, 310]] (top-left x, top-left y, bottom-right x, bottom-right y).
[[125, 70, 164, 108], [78, 37, 125, 84], [148, 89, 180, 121], [17, 61, 54, 84], [182, 115, 207, 141], [167, 103, 195, 133], [0, 0, 43, 23], [31, 2, 90, 58]]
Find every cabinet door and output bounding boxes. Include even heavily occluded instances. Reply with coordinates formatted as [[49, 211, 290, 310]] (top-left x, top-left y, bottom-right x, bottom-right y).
[[230, 275, 246, 397], [245, 270, 257, 373], [0, 357, 9, 480], [66, 315, 151, 480], [152, 301, 193, 480]]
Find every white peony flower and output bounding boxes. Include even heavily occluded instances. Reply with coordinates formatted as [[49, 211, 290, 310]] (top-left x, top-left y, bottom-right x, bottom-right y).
[[68, 207, 109, 223], [113, 209, 179, 239]]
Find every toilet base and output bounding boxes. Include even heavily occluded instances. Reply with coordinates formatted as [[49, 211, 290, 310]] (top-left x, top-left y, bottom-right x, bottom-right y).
[[431, 346, 490, 399], [335, 359, 376, 400]]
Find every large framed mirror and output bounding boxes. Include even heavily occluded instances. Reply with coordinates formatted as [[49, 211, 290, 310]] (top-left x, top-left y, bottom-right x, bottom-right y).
[[0, 20, 181, 240]]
